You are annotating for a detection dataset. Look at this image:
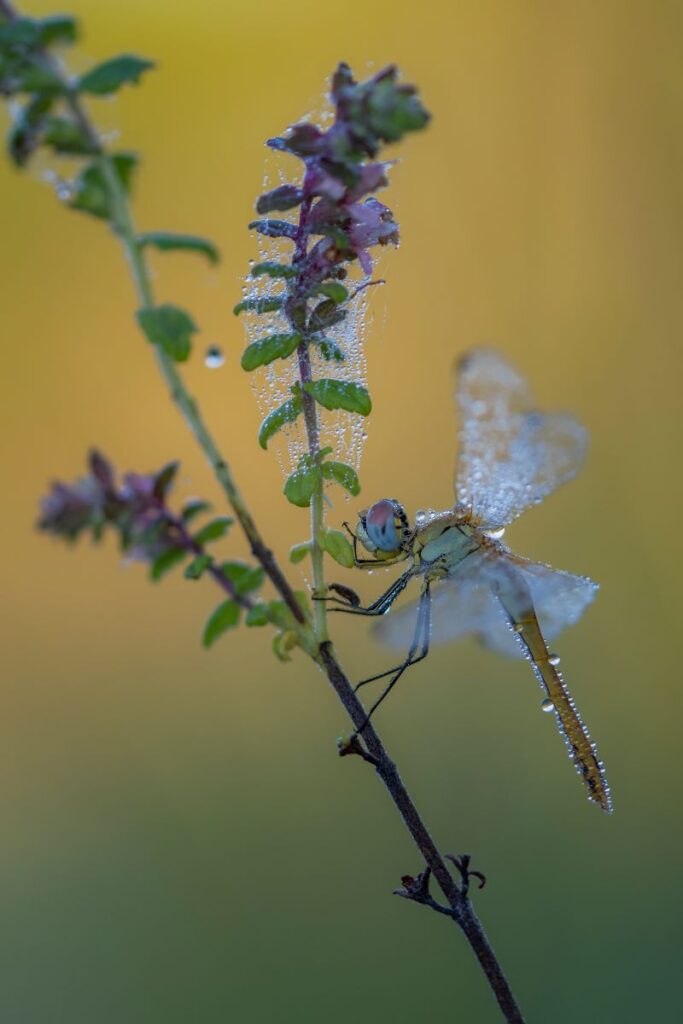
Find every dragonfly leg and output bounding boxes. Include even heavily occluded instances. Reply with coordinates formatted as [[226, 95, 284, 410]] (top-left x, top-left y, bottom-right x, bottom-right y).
[[323, 569, 414, 617], [354, 581, 432, 735]]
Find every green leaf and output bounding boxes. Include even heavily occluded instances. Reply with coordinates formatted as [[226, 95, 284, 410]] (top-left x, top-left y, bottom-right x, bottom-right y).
[[241, 332, 301, 371], [317, 337, 345, 362], [219, 561, 265, 596], [42, 116, 97, 155], [192, 516, 233, 544], [258, 396, 303, 450], [13, 64, 64, 93], [184, 553, 213, 580], [248, 219, 297, 240], [273, 630, 299, 662], [309, 299, 347, 332], [6, 93, 53, 166], [152, 461, 179, 499], [320, 529, 355, 568], [79, 55, 154, 95], [322, 460, 361, 496], [138, 232, 219, 265], [233, 296, 284, 316], [245, 604, 269, 627], [283, 461, 319, 508], [256, 185, 303, 214], [136, 304, 198, 362], [181, 499, 212, 523], [304, 379, 372, 416], [150, 546, 187, 581], [310, 282, 348, 304], [37, 15, 77, 46], [69, 152, 138, 221], [202, 599, 240, 648], [289, 542, 311, 564], [0, 18, 40, 48], [250, 261, 298, 280]]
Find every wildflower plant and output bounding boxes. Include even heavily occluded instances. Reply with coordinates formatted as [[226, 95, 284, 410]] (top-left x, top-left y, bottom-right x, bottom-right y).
[[1, 2, 527, 1021]]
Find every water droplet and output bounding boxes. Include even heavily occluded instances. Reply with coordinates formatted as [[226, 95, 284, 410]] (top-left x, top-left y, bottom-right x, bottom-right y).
[[485, 527, 506, 540], [204, 346, 224, 369], [541, 698, 555, 713], [548, 653, 561, 666]]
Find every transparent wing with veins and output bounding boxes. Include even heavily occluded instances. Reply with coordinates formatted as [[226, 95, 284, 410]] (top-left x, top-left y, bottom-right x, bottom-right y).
[[455, 349, 588, 529], [375, 546, 598, 659]]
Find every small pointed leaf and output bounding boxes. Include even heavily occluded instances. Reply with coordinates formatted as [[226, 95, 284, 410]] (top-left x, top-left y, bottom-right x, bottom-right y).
[[248, 219, 297, 240], [283, 462, 319, 508], [219, 561, 265, 596], [321, 460, 361, 496], [136, 304, 197, 362], [241, 332, 301, 371], [258, 396, 303, 450], [181, 499, 211, 523], [203, 600, 240, 648], [320, 529, 355, 568], [69, 152, 137, 221], [304, 380, 372, 416], [256, 185, 303, 214], [245, 604, 269, 627], [184, 553, 213, 580], [289, 542, 311, 564], [192, 516, 233, 544], [150, 547, 187, 581], [79, 55, 154, 95], [233, 296, 284, 316], [250, 261, 298, 280], [138, 232, 219, 264]]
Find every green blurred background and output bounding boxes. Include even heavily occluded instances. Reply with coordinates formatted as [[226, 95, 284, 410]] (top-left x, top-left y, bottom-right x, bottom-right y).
[[1, 1, 682, 1020]]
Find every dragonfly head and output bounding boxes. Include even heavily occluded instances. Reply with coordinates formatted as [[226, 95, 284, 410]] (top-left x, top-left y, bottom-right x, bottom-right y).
[[356, 499, 411, 557]]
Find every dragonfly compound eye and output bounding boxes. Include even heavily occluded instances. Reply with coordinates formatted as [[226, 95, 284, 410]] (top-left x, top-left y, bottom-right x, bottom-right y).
[[358, 499, 410, 554]]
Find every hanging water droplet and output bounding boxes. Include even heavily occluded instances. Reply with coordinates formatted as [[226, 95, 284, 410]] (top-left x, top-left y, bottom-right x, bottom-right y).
[[548, 653, 561, 666], [541, 698, 555, 713], [485, 527, 506, 540], [204, 346, 224, 369]]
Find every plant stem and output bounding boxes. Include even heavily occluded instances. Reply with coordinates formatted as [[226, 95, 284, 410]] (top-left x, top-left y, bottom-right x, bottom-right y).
[[1, 7, 526, 1017]]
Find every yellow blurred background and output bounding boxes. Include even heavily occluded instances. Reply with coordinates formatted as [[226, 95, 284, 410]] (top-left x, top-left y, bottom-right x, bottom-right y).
[[2, 1, 682, 1020]]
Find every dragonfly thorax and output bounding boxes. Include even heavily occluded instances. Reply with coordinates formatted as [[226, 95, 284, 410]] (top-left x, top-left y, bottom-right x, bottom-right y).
[[356, 499, 412, 556]]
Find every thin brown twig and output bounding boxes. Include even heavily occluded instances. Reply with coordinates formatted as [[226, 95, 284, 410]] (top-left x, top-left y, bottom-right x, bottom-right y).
[[0, 5, 526, 1018]]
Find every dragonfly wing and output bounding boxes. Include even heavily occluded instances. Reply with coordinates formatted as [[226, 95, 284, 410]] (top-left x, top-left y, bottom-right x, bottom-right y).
[[455, 349, 588, 528], [374, 573, 513, 651], [375, 547, 597, 657]]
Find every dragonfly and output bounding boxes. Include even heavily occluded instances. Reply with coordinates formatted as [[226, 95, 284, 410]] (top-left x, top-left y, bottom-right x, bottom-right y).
[[327, 348, 612, 813]]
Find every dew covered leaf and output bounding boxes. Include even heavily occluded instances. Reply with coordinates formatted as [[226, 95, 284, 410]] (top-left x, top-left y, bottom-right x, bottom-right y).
[[136, 303, 198, 362], [258, 396, 303, 450], [317, 337, 345, 362], [250, 261, 298, 280], [248, 219, 297, 240], [79, 54, 154, 95], [283, 460, 319, 507], [138, 232, 219, 264], [192, 516, 233, 544], [304, 379, 372, 416], [69, 152, 137, 221], [310, 282, 348, 304], [256, 184, 304, 214], [233, 296, 284, 316], [184, 553, 213, 580], [150, 546, 187, 581], [320, 529, 354, 568], [309, 299, 347, 332], [241, 332, 301, 371], [321, 460, 361, 495], [202, 600, 240, 648]]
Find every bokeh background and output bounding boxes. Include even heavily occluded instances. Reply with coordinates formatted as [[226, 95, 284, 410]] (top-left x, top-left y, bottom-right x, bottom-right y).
[[2, 1, 682, 1021]]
